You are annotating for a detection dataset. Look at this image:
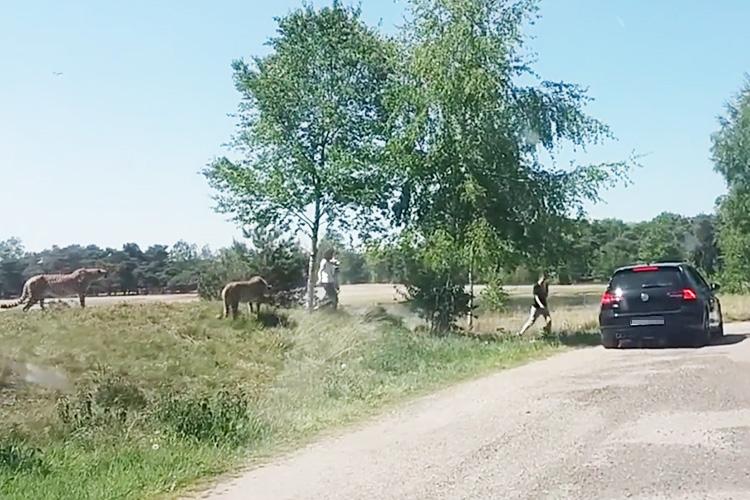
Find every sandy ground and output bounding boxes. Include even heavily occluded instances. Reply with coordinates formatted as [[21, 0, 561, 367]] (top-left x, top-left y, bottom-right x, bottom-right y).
[[0, 283, 606, 310], [0, 293, 199, 309], [193, 322, 750, 500]]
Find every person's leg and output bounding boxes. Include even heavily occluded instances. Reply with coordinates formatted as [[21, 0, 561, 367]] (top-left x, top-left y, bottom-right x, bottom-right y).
[[541, 308, 552, 335], [331, 285, 339, 310], [518, 307, 539, 336], [323, 284, 337, 309], [316, 284, 329, 309]]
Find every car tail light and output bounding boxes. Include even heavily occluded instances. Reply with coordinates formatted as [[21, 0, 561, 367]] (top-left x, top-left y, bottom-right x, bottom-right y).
[[668, 288, 698, 301], [601, 291, 620, 306], [633, 265, 659, 272], [682, 288, 697, 301]]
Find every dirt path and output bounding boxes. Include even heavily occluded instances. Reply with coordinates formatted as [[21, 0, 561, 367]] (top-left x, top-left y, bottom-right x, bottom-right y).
[[195, 322, 750, 500]]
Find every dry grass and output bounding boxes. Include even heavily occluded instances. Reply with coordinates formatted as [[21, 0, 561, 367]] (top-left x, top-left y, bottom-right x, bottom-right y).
[[715, 294, 750, 322], [337, 283, 606, 308]]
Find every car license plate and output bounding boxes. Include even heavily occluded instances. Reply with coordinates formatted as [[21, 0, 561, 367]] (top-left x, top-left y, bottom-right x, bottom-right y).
[[630, 317, 665, 327]]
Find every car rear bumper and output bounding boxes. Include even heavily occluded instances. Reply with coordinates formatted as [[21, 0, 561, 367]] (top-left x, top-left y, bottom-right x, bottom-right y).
[[600, 315, 704, 346]]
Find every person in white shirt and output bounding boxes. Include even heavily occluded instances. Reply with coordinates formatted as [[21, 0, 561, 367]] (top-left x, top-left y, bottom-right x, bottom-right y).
[[317, 248, 340, 310]]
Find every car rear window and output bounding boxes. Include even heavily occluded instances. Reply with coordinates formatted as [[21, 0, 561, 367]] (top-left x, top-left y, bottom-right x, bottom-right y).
[[610, 268, 683, 290]]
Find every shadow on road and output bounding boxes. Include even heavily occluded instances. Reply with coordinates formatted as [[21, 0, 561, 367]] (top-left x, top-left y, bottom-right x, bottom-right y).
[[553, 332, 601, 347], [614, 333, 748, 350], [558, 332, 750, 350], [709, 334, 748, 347]]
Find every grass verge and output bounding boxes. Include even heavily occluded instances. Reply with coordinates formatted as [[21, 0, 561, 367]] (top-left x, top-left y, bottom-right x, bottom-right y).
[[0, 301, 597, 499]]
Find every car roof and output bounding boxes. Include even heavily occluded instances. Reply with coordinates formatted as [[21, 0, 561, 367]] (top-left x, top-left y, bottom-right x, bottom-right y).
[[613, 262, 687, 274]]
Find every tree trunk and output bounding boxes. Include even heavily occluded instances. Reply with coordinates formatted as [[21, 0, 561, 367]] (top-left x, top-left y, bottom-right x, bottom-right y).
[[467, 246, 474, 330], [306, 199, 322, 312], [306, 235, 319, 312]]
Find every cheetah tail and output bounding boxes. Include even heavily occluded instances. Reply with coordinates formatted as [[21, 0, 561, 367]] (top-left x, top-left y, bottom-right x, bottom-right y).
[[0, 288, 28, 309]]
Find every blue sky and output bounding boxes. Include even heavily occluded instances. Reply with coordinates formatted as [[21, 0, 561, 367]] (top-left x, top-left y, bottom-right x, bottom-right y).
[[1, 0, 746, 251]]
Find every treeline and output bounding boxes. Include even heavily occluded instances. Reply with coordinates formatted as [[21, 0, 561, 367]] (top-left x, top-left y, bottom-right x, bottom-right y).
[[0, 212, 720, 298], [555, 213, 718, 284], [0, 238, 208, 298], [0, 228, 372, 299]]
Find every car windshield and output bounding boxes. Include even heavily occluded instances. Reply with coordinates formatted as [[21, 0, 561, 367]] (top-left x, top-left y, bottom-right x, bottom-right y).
[[611, 268, 682, 290]]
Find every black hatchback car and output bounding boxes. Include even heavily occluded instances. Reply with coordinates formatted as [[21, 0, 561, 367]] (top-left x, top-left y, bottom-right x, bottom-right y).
[[599, 263, 723, 348]]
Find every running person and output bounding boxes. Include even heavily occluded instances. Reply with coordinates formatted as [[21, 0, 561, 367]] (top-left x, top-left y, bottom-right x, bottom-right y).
[[518, 273, 551, 336]]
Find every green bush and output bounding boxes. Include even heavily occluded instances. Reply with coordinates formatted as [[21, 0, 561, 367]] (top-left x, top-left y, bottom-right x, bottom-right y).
[[197, 231, 307, 300], [157, 390, 266, 447], [393, 231, 472, 333], [57, 375, 148, 431], [479, 274, 509, 312]]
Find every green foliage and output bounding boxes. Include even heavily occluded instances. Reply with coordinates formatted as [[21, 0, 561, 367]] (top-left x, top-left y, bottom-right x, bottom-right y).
[[480, 274, 510, 312], [0, 238, 24, 261], [0, 240, 212, 298], [243, 226, 307, 290], [196, 242, 255, 300], [157, 391, 266, 446], [712, 77, 750, 188], [0, 208, 724, 302], [57, 375, 148, 431], [637, 213, 689, 263], [364, 244, 405, 283], [393, 231, 473, 333], [388, 0, 629, 252], [378, 0, 631, 321], [716, 188, 750, 292], [0, 441, 48, 476], [196, 231, 307, 300], [690, 214, 719, 276], [592, 237, 639, 279], [713, 79, 750, 291]]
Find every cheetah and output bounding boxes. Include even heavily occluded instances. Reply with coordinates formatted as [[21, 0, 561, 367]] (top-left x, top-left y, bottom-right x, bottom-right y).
[[220, 276, 272, 319], [0, 268, 108, 311]]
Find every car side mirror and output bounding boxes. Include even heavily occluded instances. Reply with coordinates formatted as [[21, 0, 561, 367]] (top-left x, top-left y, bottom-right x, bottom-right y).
[[711, 283, 721, 292]]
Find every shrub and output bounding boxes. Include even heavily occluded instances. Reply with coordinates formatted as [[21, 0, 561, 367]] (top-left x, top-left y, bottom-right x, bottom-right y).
[[157, 390, 266, 447], [479, 274, 509, 312], [197, 243, 255, 300], [197, 232, 307, 300], [392, 231, 472, 333], [57, 374, 147, 430]]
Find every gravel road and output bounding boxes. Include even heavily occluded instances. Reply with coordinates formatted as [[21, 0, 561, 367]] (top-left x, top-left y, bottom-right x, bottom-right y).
[[197, 322, 750, 500]]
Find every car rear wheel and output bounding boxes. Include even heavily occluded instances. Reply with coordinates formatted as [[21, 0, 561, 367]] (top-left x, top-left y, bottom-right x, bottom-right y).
[[601, 335, 618, 349], [711, 303, 724, 339], [692, 312, 711, 348], [712, 321, 724, 339]]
